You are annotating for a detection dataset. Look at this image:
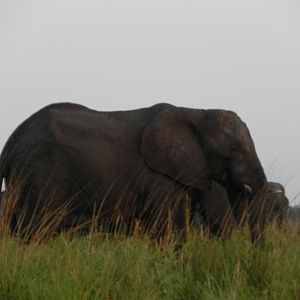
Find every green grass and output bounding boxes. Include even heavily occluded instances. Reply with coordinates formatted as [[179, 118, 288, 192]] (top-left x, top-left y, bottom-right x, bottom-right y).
[[0, 225, 300, 300]]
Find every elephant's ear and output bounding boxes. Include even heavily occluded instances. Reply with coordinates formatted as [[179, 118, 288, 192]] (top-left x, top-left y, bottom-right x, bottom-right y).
[[141, 108, 210, 190]]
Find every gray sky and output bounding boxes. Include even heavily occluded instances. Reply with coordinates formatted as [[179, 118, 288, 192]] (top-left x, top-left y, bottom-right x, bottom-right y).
[[0, 0, 299, 203]]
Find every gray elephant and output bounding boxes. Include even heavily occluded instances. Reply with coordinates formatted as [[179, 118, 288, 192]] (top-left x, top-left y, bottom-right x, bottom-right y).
[[0, 103, 268, 241], [192, 181, 289, 236], [265, 182, 289, 223]]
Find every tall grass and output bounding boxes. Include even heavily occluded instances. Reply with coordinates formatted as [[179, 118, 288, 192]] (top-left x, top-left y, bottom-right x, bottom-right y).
[[0, 180, 299, 299], [0, 224, 300, 300]]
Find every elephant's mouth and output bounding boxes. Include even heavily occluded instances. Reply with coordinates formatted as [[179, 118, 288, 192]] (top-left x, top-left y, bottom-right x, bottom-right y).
[[216, 170, 254, 196]]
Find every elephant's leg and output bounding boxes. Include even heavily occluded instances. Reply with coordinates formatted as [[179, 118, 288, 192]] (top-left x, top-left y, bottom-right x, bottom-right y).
[[139, 179, 188, 241], [14, 178, 70, 240], [12, 157, 86, 240], [189, 190, 210, 232]]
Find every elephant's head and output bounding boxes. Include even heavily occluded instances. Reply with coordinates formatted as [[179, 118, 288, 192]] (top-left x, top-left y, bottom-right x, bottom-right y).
[[141, 105, 268, 242], [265, 182, 289, 223]]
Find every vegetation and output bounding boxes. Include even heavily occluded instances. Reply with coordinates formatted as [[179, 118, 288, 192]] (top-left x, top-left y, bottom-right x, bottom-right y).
[[0, 184, 299, 299], [0, 224, 300, 300]]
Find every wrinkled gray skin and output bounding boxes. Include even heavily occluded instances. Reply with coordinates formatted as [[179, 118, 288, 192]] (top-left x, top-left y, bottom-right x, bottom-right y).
[[0, 103, 267, 241], [193, 181, 289, 236]]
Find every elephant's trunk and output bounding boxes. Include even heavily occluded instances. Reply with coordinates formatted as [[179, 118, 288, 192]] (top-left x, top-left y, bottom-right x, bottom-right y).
[[248, 184, 269, 243], [228, 158, 268, 243]]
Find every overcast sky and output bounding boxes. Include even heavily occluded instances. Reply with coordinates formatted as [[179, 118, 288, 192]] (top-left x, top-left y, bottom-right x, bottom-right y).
[[0, 0, 299, 203]]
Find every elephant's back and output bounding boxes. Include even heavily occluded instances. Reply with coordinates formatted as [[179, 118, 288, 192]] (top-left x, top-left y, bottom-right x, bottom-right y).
[[0, 102, 173, 184]]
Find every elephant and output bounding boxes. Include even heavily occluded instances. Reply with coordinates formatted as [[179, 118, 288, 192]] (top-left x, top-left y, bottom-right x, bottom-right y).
[[192, 181, 289, 236], [265, 182, 289, 223], [0, 102, 268, 241]]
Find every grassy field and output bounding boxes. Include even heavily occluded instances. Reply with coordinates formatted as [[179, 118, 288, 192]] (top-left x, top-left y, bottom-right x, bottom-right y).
[[0, 224, 300, 300]]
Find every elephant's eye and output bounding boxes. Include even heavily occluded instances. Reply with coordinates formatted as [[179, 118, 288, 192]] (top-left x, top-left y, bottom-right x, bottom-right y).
[[231, 145, 239, 153]]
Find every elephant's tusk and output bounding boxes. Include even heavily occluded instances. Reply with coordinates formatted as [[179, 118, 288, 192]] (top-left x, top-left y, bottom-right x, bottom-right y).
[[243, 184, 253, 194], [271, 189, 283, 194]]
